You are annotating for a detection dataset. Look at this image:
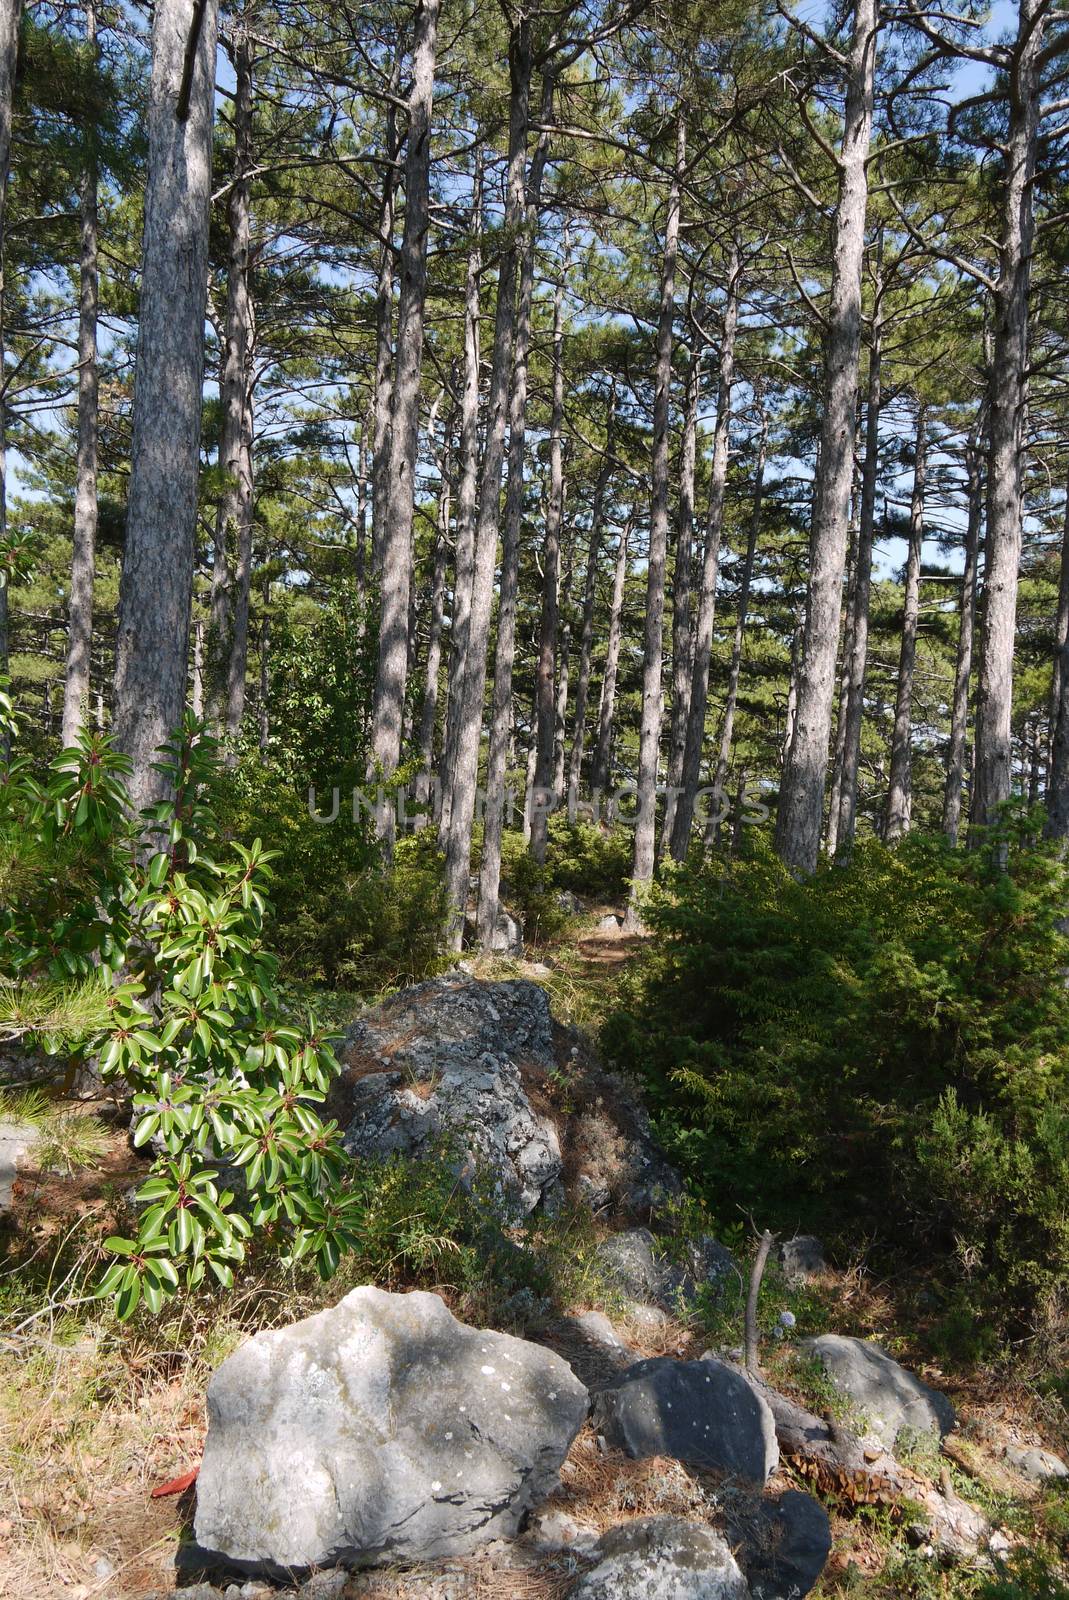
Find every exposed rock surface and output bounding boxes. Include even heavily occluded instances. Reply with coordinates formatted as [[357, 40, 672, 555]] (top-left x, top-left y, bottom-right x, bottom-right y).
[[735, 1489, 832, 1600], [1004, 1443, 1069, 1483], [194, 1286, 589, 1574], [592, 1357, 778, 1485], [594, 1227, 735, 1311], [777, 1235, 826, 1286], [0, 1119, 33, 1213], [464, 905, 523, 956], [569, 1515, 750, 1599], [799, 1335, 955, 1445], [329, 974, 681, 1220], [331, 975, 562, 1215]]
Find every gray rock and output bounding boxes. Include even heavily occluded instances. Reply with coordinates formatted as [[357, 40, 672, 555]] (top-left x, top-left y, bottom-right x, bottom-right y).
[[333, 975, 562, 1215], [740, 1490, 832, 1599], [465, 904, 524, 955], [1004, 1444, 1069, 1483], [591, 1357, 778, 1484], [0, 1119, 33, 1213], [556, 891, 584, 916], [777, 1235, 826, 1286], [571, 1515, 750, 1599], [596, 915, 623, 933], [572, 1310, 631, 1353], [194, 1286, 589, 1574], [527, 1506, 600, 1554], [594, 1228, 735, 1313], [799, 1335, 955, 1445]]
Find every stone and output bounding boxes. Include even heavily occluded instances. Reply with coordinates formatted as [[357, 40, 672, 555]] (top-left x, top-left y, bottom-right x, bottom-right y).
[[591, 1357, 778, 1484], [332, 975, 562, 1216], [739, 1490, 832, 1599], [570, 1516, 750, 1600], [464, 905, 524, 955], [1004, 1444, 1069, 1483], [594, 1228, 735, 1312], [0, 1119, 33, 1213], [194, 1286, 589, 1574], [527, 1507, 600, 1554], [556, 890, 583, 916], [777, 1235, 826, 1285], [799, 1335, 955, 1445], [596, 915, 622, 933]]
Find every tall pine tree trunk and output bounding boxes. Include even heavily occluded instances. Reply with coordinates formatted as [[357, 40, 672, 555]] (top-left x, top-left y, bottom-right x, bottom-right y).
[[567, 433, 613, 812], [712, 412, 766, 814], [774, 0, 876, 872], [206, 23, 254, 753], [370, 70, 400, 578], [661, 340, 703, 854], [943, 427, 983, 843], [669, 247, 740, 862], [112, 0, 219, 811], [884, 406, 926, 841], [1045, 472, 1069, 841], [834, 310, 882, 857], [439, 151, 482, 831], [415, 450, 450, 804], [972, 0, 1045, 834], [530, 254, 567, 863], [475, 68, 554, 943], [629, 115, 684, 915], [370, 0, 439, 824], [61, 0, 99, 747], [591, 517, 630, 796], [0, 0, 22, 736], [441, 21, 531, 947]]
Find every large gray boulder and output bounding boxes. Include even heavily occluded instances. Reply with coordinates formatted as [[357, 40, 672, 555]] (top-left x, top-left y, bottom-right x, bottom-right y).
[[594, 1228, 735, 1312], [799, 1335, 955, 1445], [0, 1119, 33, 1213], [570, 1516, 750, 1600], [194, 1287, 589, 1574], [331, 975, 562, 1215], [1004, 1443, 1069, 1483], [737, 1490, 832, 1600], [592, 1357, 778, 1485]]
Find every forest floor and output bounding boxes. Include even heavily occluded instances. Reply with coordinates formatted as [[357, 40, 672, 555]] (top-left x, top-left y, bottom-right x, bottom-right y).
[[0, 907, 1066, 1600]]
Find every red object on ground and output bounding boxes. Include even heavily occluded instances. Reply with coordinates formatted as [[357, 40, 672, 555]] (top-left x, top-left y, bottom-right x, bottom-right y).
[[151, 1466, 199, 1498]]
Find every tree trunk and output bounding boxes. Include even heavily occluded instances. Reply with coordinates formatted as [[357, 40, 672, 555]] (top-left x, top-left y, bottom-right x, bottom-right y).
[[530, 252, 567, 864], [884, 406, 926, 841], [971, 0, 1045, 836], [711, 412, 766, 823], [191, 616, 204, 717], [370, 66, 401, 579], [629, 115, 685, 915], [439, 153, 483, 831], [782, 615, 803, 768], [369, 0, 439, 827], [441, 22, 531, 948], [205, 24, 255, 753], [774, 0, 876, 872], [826, 500, 859, 858], [591, 517, 630, 796], [1044, 472, 1069, 840], [943, 428, 983, 844], [834, 310, 882, 858], [567, 432, 613, 812], [415, 455, 450, 805], [668, 246, 740, 863], [553, 532, 573, 800], [661, 341, 703, 854], [257, 578, 270, 756], [0, 0, 23, 737], [61, 0, 99, 749], [112, 0, 219, 812], [475, 68, 554, 943]]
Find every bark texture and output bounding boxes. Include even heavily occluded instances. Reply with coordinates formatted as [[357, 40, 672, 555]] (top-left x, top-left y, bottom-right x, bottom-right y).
[[884, 406, 926, 841], [112, 0, 220, 811], [774, 0, 876, 872], [943, 429, 983, 844], [61, 0, 99, 747]]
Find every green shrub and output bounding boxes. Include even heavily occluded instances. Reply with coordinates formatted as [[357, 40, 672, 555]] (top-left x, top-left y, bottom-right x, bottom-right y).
[[217, 762, 447, 991], [602, 821, 1069, 1339]]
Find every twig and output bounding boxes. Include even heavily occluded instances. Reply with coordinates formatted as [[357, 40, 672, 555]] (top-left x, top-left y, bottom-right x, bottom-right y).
[[744, 1228, 774, 1376]]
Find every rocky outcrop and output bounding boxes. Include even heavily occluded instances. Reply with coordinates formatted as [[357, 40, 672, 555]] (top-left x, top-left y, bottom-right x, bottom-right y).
[[329, 974, 681, 1220], [592, 1357, 778, 1485], [330, 975, 562, 1215], [194, 1287, 589, 1575], [569, 1516, 750, 1600], [734, 1490, 832, 1600], [1003, 1443, 1069, 1483], [799, 1335, 955, 1445], [777, 1235, 825, 1286], [593, 1227, 735, 1312]]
